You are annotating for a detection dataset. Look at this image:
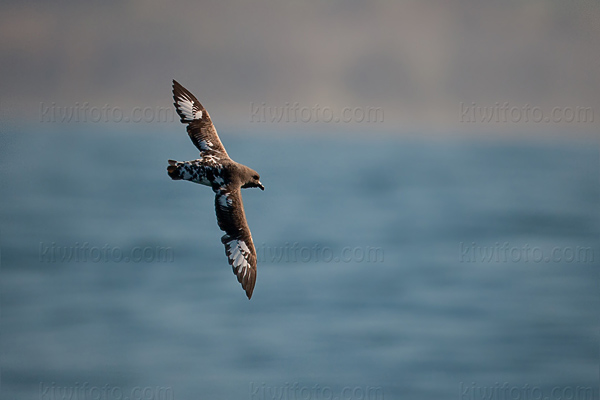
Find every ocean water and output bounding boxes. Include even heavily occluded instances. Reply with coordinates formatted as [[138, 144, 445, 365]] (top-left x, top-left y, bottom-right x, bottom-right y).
[[0, 126, 598, 400]]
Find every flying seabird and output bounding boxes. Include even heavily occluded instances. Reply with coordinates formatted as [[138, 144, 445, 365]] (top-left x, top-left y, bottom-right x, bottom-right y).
[[167, 80, 264, 299]]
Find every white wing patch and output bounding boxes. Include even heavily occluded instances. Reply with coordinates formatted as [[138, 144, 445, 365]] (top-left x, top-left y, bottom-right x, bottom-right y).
[[203, 154, 220, 164], [199, 140, 212, 151], [225, 239, 252, 278], [218, 193, 230, 208], [176, 95, 203, 121]]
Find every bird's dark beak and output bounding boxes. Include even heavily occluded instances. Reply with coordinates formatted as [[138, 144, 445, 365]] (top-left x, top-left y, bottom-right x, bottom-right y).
[[258, 181, 265, 190]]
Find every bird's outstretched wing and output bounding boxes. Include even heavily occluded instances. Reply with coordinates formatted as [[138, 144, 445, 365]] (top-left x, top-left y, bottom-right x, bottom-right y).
[[172, 80, 229, 158], [214, 188, 257, 299]]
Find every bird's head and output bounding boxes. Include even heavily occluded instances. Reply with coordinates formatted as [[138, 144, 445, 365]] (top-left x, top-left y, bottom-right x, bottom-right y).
[[242, 168, 264, 191]]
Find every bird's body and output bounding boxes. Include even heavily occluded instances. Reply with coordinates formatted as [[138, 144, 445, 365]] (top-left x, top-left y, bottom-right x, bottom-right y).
[[167, 80, 264, 299]]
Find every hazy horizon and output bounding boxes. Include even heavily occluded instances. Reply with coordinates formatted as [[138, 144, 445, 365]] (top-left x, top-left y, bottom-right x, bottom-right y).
[[1, 0, 599, 135]]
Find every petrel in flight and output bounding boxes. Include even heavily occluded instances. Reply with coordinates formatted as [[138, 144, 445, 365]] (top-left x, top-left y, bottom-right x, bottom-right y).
[[167, 80, 264, 299]]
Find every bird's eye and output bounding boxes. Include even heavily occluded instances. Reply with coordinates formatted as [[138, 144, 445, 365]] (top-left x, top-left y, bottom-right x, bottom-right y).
[[254, 175, 259, 180]]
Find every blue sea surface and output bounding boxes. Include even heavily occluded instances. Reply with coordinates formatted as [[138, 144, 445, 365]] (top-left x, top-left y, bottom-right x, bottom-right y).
[[0, 126, 598, 400]]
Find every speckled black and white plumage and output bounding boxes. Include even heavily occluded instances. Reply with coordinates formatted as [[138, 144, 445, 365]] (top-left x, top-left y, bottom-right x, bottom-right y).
[[168, 80, 264, 299]]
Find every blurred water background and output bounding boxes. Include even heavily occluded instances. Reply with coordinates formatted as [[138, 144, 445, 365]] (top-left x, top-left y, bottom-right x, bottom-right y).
[[0, 125, 597, 400]]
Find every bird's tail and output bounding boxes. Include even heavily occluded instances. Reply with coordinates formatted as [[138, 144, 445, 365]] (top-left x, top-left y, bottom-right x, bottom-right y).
[[167, 160, 182, 180]]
